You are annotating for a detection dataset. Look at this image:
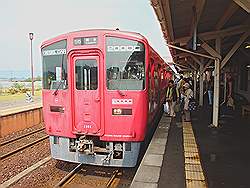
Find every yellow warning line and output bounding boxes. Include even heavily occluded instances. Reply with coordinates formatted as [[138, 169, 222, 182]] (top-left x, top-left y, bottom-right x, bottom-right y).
[[183, 121, 207, 188]]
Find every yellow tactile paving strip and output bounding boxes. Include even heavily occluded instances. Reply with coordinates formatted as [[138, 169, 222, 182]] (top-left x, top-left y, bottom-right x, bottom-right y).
[[183, 121, 207, 188]]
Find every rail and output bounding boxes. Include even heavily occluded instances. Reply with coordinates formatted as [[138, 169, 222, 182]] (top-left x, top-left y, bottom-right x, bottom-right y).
[[1, 127, 45, 146], [106, 169, 120, 187], [0, 156, 52, 188], [54, 163, 84, 187], [54, 165, 121, 188], [0, 135, 49, 160]]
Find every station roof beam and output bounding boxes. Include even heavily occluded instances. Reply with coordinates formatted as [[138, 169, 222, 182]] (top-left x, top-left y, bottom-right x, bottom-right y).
[[150, 0, 250, 128]]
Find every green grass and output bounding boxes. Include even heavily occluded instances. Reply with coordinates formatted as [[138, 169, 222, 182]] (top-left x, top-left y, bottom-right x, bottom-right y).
[[0, 90, 42, 102]]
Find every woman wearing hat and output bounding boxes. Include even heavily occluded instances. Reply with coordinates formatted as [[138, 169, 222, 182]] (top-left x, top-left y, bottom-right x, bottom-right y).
[[183, 82, 193, 122]]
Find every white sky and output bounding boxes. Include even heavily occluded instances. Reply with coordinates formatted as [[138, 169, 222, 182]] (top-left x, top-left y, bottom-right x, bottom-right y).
[[0, 0, 172, 73]]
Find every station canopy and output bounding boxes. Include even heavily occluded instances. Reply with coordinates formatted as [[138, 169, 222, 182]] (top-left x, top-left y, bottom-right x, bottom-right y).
[[151, 0, 250, 71]]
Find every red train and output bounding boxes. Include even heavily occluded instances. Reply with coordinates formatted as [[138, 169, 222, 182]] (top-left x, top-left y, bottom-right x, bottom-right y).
[[41, 29, 172, 167]]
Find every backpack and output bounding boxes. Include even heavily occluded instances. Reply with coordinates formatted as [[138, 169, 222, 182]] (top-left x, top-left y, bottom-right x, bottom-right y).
[[188, 98, 197, 111]]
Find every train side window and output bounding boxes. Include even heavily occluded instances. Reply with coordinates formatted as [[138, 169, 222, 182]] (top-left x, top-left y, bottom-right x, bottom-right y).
[[149, 59, 154, 113], [154, 64, 160, 105], [75, 59, 98, 90]]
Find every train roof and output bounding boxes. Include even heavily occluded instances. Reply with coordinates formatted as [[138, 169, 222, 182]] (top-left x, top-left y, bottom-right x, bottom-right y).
[[41, 29, 169, 68], [41, 29, 148, 47]]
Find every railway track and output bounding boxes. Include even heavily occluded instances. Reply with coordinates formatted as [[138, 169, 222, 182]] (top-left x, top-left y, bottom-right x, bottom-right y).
[[54, 164, 121, 188], [106, 169, 120, 187], [1, 127, 45, 146], [0, 135, 49, 160], [0, 156, 52, 188]]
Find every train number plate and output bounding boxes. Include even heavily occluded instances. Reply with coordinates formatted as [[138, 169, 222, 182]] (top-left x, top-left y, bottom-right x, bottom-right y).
[[112, 99, 133, 105]]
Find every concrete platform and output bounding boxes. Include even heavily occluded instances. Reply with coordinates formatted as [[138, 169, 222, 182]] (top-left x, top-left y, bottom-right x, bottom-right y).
[[131, 102, 250, 188], [192, 107, 250, 188], [0, 96, 42, 111], [0, 102, 43, 137], [0, 102, 42, 117], [131, 113, 208, 188], [130, 115, 171, 187]]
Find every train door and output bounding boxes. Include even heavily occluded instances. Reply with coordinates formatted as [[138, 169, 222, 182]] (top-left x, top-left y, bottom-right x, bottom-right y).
[[73, 56, 101, 134]]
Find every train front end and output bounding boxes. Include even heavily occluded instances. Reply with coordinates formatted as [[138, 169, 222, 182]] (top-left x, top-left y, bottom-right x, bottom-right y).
[[41, 31, 148, 167]]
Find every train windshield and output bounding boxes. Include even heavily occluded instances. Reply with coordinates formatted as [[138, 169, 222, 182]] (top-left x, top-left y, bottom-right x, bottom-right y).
[[106, 37, 145, 90], [42, 40, 68, 90]]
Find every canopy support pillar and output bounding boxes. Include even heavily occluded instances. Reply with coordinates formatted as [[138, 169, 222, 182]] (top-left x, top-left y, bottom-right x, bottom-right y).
[[199, 63, 204, 106], [211, 38, 221, 128]]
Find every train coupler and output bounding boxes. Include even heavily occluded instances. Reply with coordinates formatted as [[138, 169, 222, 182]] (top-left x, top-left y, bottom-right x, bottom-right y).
[[76, 135, 94, 155]]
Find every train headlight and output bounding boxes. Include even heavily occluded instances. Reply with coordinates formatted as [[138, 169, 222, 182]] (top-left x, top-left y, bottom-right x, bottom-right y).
[[113, 108, 122, 115], [112, 108, 132, 115]]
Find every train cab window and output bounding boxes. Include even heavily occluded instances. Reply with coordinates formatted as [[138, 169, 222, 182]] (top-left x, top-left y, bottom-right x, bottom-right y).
[[42, 40, 68, 90], [106, 37, 145, 90], [75, 59, 98, 90]]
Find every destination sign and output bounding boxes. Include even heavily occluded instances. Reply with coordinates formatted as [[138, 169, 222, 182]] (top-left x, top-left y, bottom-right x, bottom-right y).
[[43, 49, 66, 56], [73, 36, 98, 46]]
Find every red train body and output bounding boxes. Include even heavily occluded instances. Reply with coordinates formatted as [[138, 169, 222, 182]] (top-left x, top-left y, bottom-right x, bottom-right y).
[[41, 29, 172, 167]]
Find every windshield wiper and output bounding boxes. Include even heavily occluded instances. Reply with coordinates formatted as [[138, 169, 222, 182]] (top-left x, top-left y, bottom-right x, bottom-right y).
[[53, 81, 64, 95], [117, 89, 126, 96]]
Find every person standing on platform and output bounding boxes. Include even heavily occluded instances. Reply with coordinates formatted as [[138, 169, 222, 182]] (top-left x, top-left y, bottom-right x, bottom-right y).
[[226, 73, 235, 109], [177, 76, 185, 101], [177, 75, 185, 93], [183, 83, 193, 122], [207, 78, 213, 105], [166, 80, 178, 118]]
